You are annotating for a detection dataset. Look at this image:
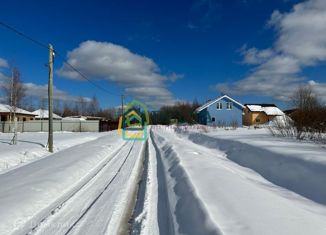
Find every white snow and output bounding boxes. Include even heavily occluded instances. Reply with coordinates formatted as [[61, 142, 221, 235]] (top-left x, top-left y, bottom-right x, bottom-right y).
[[32, 109, 62, 119], [246, 105, 284, 115], [0, 132, 107, 173], [263, 106, 284, 115], [148, 126, 326, 235], [1, 126, 326, 235]]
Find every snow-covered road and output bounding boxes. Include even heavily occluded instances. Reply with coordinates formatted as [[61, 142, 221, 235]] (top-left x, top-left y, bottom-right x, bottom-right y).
[[0, 131, 145, 235]]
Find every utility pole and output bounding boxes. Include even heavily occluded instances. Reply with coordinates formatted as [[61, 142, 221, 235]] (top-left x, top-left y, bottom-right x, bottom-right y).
[[10, 69, 17, 145], [48, 44, 54, 152], [121, 94, 124, 129]]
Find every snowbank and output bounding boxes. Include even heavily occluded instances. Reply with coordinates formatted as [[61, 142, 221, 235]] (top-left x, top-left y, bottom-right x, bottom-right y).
[[186, 130, 326, 205], [151, 128, 326, 235], [151, 130, 222, 235]]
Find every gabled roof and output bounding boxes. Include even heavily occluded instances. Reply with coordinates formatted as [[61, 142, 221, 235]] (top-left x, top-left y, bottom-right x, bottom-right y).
[[0, 104, 36, 116], [245, 104, 284, 116], [195, 95, 245, 113], [32, 109, 62, 119]]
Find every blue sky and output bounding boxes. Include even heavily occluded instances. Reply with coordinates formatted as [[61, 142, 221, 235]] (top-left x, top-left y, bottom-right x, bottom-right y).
[[0, 0, 325, 109]]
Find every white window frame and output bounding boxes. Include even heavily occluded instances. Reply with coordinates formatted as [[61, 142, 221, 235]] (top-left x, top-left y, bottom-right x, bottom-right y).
[[217, 102, 222, 110], [226, 102, 233, 110]]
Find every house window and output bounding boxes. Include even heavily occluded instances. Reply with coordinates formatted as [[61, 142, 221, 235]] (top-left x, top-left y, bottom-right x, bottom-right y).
[[216, 103, 222, 110], [226, 102, 233, 110], [212, 117, 215, 122], [256, 118, 260, 123]]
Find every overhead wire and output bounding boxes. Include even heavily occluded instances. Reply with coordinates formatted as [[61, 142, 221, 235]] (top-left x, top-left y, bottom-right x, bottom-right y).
[[0, 21, 122, 97]]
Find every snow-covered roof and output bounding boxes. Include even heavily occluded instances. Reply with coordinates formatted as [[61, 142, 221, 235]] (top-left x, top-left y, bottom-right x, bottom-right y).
[[195, 95, 245, 113], [246, 105, 263, 112], [32, 109, 62, 119], [0, 104, 36, 116], [62, 116, 103, 121], [246, 104, 284, 116], [62, 117, 86, 121]]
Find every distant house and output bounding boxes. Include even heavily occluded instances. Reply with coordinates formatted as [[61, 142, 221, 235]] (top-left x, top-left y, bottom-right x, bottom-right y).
[[195, 95, 244, 126], [0, 104, 36, 122], [242, 104, 285, 126], [32, 109, 62, 120]]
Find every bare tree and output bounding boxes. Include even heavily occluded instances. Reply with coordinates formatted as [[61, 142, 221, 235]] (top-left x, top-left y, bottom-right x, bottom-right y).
[[2, 67, 26, 110], [77, 96, 88, 116], [62, 102, 76, 117], [270, 85, 325, 142], [87, 95, 99, 116], [291, 85, 319, 110], [1, 67, 26, 144]]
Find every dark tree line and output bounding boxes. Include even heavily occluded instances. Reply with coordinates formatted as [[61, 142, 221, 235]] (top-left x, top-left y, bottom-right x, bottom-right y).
[[150, 100, 200, 125], [290, 86, 326, 136], [270, 85, 326, 142]]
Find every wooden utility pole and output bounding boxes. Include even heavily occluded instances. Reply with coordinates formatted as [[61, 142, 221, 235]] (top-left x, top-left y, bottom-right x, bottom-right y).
[[48, 44, 54, 152], [10, 69, 17, 145], [121, 94, 124, 129]]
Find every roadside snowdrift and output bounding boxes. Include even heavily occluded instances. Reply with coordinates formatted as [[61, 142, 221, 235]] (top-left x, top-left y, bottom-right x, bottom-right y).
[[186, 131, 326, 205], [151, 130, 222, 235], [152, 128, 326, 235]]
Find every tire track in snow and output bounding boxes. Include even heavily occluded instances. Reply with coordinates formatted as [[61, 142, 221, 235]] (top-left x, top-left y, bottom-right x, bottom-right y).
[[26, 141, 132, 235], [64, 141, 135, 235]]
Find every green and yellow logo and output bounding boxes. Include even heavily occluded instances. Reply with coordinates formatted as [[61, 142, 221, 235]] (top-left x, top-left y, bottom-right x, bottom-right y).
[[118, 100, 149, 141]]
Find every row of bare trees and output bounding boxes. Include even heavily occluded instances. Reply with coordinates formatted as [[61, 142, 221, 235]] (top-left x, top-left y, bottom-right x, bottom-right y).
[[269, 86, 326, 143]]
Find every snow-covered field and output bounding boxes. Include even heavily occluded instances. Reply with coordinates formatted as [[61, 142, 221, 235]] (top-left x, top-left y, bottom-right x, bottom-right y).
[[0, 127, 326, 235]]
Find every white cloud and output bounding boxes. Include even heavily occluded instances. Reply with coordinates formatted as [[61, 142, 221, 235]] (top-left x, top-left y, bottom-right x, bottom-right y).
[[0, 58, 8, 68], [215, 0, 326, 102], [0, 56, 90, 104], [57, 40, 180, 108], [240, 45, 275, 65], [23, 83, 90, 102]]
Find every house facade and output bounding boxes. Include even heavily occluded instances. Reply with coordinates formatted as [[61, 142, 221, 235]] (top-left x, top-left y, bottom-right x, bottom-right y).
[[195, 95, 244, 126], [242, 104, 285, 126], [0, 104, 36, 122]]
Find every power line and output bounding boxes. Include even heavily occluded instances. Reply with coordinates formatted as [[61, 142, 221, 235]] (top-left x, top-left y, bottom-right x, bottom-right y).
[[54, 52, 121, 96], [0, 21, 121, 97], [0, 21, 49, 50]]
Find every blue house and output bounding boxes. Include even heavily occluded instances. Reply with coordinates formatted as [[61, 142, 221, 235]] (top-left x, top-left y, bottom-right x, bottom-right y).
[[195, 95, 244, 126]]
